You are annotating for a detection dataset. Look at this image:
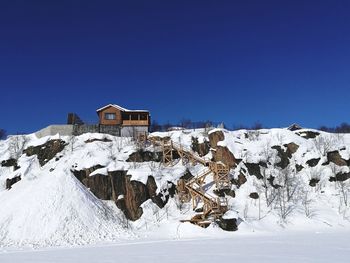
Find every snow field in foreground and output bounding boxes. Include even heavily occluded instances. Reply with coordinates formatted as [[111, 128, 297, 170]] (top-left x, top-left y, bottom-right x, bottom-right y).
[[0, 231, 349, 263]]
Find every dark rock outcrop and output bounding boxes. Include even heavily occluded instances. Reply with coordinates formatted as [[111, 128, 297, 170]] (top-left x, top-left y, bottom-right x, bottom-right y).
[[85, 173, 113, 200], [270, 143, 298, 169], [327, 151, 347, 166], [235, 158, 243, 165], [6, 176, 21, 189], [112, 173, 175, 220], [1, 158, 20, 171], [231, 173, 247, 188], [180, 169, 194, 180], [322, 160, 330, 166], [284, 142, 299, 155], [112, 173, 150, 220], [214, 188, 235, 198], [296, 164, 304, 172], [127, 150, 162, 162], [306, 158, 320, 167], [24, 139, 66, 166], [85, 138, 112, 143], [245, 163, 263, 179], [295, 130, 320, 139], [216, 217, 237, 231], [329, 172, 350, 182], [309, 178, 320, 187], [288, 124, 302, 131], [259, 161, 268, 168], [72, 168, 175, 221], [271, 146, 290, 169], [249, 192, 259, 199], [71, 165, 104, 183], [191, 137, 210, 157]]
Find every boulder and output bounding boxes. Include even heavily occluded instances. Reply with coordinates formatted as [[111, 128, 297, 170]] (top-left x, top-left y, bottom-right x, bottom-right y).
[[213, 146, 236, 168], [208, 130, 225, 149], [6, 176, 21, 189], [249, 192, 259, 199], [191, 137, 210, 157], [306, 158, 320, 167], [327, 151, 347, 166], [284, 142, 299, 154], [1, 158, 20, 171], [216, 217, 237, 231]]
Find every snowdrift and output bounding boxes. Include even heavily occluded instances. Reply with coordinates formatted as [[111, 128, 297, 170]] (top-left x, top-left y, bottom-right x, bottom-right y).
[[0, 169, 132, 247]]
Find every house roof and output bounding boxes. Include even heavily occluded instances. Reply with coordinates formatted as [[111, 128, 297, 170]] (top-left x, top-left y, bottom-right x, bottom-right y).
[[96, 104, 149, 113]]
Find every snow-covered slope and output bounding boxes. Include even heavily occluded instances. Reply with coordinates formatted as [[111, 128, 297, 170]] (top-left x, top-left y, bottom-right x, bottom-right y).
[[0, 128, 350, 248]]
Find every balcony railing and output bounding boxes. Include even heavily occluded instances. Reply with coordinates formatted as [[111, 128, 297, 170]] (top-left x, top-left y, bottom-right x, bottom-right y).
[[122, 120, 149, 126]]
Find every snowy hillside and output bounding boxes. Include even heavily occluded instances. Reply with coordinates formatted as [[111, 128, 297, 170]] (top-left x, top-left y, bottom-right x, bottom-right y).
[[0, 127, 350, 248]]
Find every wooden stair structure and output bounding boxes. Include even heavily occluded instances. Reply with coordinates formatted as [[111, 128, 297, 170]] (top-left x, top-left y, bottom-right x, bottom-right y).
[[149, 136, 232, 227]]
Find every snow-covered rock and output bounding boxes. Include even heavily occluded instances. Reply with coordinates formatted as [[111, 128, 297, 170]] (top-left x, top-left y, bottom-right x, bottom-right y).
[[0, 127, 350, 248]]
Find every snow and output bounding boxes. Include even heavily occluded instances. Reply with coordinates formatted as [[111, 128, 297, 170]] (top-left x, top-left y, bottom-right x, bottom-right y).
[[0, 231, 349, 262], [222, 210, 239, 219], [90, 167, 108, 176], [127, 165, 152, 184], [1, 128, 350, 250], [96, 103, 149, 112], [0, 170, 133, 248]]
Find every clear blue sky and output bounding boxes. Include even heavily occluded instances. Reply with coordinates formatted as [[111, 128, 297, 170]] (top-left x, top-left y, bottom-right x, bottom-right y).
[[1, 0, 350, 134]]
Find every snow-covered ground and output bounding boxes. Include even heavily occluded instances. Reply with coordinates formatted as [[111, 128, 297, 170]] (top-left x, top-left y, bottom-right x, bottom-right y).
[[0, 128, 350, 249], [0, 230, 349, 263]]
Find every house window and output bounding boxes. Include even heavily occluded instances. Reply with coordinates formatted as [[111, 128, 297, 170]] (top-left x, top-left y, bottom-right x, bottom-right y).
[[104, 113, 116, 120], [122, 112, 130, 120], [140, 113, 148, 120], [131, 114, 138, 120]]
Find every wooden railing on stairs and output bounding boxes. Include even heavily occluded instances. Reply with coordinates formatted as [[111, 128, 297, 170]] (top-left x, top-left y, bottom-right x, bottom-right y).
[[148, 136, 232, 227]]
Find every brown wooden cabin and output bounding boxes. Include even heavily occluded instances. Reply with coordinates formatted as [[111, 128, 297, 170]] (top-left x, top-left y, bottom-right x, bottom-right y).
[[96, 104, 150, 128]]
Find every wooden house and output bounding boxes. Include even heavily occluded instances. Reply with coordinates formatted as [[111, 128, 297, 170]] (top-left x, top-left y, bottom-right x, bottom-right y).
[[96, 104, 150, 137]]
